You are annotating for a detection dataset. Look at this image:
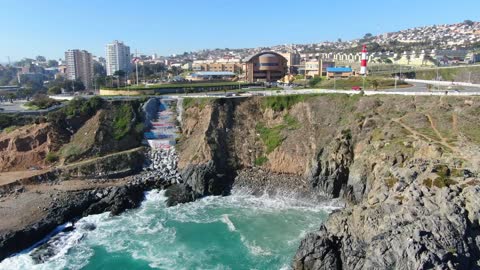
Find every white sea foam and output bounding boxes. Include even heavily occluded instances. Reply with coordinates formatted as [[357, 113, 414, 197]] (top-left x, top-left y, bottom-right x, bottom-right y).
[[240, 235, 272, 256], [0, 188, 336, 270], [221, 214, 236, 231]]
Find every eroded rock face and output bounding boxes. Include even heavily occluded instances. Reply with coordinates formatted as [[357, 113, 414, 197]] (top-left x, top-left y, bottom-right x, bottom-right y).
[[294, 164, 480, 270], [308, 132, 353, 198], [0, 123, 67, 171]]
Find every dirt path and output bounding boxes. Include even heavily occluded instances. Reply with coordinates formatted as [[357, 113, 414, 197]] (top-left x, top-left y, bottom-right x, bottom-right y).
[[452, 113, 459, 134], [392, 118, 457, 153], [0, 170, 49, 186], [425, 113, 450, 145]]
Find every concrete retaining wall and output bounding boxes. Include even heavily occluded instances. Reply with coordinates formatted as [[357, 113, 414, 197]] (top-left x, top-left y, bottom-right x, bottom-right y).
[[100, 89, 155, 96]]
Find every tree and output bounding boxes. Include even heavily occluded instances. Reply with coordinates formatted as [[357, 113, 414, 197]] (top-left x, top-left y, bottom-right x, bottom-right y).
[[309, 76, 322, 87], [94, 62, 106, 77], [337, 38, 342, 43], [113, 70, 126, 77], [364, 33, 373, 39], [47, 86, 62, 95], [464, 20, 474, 27], [6, 93, 16, 103], [36, 56, 46, 62], [47, 60, 58, 67], [22, 88, 33, 101]]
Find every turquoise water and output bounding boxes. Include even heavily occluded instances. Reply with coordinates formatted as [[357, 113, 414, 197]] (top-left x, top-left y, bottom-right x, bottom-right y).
[[0, 189, 338, 270]]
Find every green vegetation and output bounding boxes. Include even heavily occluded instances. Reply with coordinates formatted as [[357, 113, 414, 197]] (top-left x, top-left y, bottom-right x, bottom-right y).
[[45, 152, 59, 163], [262, 95, 306, 111], [283, 114, 301, 129], [113, 104, 134, 140], [183, 97, 215, 110], [385, 176, 398, 189], [3, 126, 18, 134], [314, 76, 408, 90], [61, 145, 83, 161], [254, 156, 268, 166], [432, 177, 457, 188], [423, 165, 458, 188], [48, 96, 104, 126], [256, 123, 286, 154], [308, 77, 322, 87], [25, 95, 59, 110], [415, 66, 480, 83]]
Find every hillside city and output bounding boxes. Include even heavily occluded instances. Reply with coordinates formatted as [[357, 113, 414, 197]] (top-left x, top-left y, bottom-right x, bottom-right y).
[[1, 20, 480, 99]]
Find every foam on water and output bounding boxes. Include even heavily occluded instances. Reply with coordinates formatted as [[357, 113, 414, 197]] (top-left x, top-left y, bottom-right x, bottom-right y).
[[0, 189, 340, 270]]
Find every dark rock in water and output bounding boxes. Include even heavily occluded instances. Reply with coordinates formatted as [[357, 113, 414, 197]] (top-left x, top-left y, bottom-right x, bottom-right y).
[[85, 185, 145, 216], [80, 223, 96, 231], [182, 161, 233, 197], [165, 184, 195, 207], [30, 225, 79, 264], [166, 160, 234, 206]]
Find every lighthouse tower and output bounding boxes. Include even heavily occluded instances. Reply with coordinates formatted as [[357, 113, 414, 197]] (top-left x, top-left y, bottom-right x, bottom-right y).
[[360, 45, 368, 75]]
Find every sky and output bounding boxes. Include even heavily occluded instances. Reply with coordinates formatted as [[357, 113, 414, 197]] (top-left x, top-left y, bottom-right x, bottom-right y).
[[0, 0, 479, 62]]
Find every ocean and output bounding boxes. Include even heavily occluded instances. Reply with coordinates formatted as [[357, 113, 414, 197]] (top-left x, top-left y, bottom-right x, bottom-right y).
[[0, 189, 338, 270]]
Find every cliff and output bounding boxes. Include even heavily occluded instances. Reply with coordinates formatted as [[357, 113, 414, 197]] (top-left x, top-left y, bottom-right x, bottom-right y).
[[175, 94, 480, 269]]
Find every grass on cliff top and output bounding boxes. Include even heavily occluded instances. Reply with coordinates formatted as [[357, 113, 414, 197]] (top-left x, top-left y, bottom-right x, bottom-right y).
[[261, 95, 308, 111], [183, 97, 215, 110], [313, 76, 408, 90]]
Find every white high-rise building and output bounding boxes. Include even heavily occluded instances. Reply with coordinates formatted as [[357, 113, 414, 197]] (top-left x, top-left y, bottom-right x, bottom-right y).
[[64, 49, 94, 90], [106, 40, 131, 76]]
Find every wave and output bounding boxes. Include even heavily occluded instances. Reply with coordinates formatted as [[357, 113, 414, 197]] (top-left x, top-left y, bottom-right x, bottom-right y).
[[1, 188, 338, 270], [221, 214, 236, 232]]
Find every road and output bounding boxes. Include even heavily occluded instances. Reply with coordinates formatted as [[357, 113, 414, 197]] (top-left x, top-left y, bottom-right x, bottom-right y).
[[0, 100, 65, 114]]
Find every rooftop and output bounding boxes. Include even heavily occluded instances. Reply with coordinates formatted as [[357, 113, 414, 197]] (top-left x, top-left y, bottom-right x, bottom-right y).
[[190, 71, 236, 76], [326, 67, 353, 73]]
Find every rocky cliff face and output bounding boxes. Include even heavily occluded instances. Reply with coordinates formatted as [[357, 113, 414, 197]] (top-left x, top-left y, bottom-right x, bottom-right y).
[[176, 94, 480, 269]]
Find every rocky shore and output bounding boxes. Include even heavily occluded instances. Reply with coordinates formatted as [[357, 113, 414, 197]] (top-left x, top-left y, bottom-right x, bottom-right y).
[[0, 146, 181, 262]]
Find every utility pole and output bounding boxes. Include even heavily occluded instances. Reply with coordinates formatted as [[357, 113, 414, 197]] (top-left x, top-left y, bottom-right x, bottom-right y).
[[135, 49, 139, 85]]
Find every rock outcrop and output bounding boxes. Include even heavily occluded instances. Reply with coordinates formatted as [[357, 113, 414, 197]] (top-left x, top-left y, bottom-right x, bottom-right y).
[[175, 95, 480, 269]]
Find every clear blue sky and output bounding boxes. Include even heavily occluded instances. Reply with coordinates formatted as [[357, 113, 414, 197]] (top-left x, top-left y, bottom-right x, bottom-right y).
[[1, 0, 479, 62]]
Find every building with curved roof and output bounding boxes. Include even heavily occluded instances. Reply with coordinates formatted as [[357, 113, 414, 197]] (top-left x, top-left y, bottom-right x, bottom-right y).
[[245, 52, 288, 82]]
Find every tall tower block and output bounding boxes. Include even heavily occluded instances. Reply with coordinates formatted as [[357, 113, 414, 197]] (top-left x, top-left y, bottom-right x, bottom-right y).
[[360, 45, 368, 75]]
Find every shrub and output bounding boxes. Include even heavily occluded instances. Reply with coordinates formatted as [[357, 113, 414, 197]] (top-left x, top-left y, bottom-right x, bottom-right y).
[[113, 104, 134, 140], [47, 86, 62, 95], [254, 156, 268, 166], [262, 95, 305, 111], [45, 152, 59, 163], [25, 94, 59, 110], [308, 76, 322, 87]]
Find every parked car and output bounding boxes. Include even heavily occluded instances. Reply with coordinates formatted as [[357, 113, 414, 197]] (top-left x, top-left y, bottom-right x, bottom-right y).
[[351, 86, 362, 91]]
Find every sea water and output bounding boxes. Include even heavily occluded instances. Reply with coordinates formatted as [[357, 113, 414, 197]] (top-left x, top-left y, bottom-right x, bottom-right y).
[[0, 189, 339, 270]]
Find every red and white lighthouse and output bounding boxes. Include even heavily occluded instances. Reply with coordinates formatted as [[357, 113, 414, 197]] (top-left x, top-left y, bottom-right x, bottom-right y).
[[360, 45, 368, 75]]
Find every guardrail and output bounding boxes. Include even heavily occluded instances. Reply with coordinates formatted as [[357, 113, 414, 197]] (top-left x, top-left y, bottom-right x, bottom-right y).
[[405, 79, 480, 88], [163, 88, 480, 99]]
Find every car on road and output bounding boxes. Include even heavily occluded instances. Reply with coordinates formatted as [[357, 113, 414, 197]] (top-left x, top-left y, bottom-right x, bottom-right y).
[[352, 86, 362, 91]]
